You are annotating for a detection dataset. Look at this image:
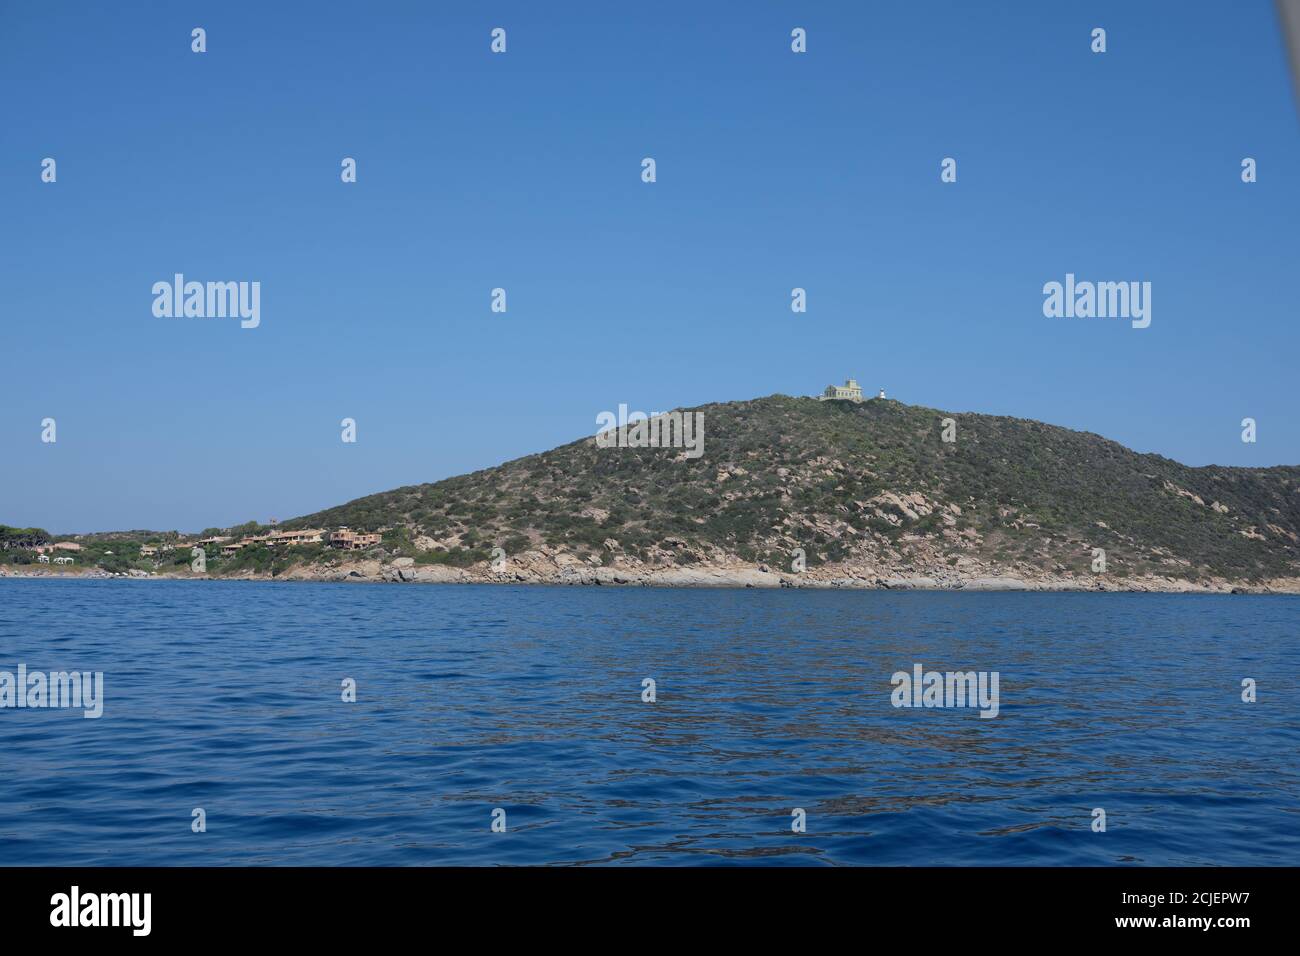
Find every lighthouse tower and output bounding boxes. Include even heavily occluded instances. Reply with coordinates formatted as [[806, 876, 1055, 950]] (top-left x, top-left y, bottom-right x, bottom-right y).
[[877, 387, 886, 399]]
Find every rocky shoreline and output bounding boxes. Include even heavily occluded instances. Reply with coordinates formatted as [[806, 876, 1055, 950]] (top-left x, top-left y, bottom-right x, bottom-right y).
[[4, 556, 1297, 594]]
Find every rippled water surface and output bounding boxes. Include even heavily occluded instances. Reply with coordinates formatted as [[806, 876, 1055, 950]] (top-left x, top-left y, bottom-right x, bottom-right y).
[[1, 580, 1296, 865]]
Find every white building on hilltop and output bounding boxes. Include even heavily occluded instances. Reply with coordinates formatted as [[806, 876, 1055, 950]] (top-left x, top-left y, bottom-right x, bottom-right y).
[[817, 379, 889, 402], [819, 378, 864, 402]]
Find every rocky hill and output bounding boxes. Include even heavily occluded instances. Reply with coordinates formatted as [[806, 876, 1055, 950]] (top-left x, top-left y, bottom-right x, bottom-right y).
[[279, 395, 1300, 591]]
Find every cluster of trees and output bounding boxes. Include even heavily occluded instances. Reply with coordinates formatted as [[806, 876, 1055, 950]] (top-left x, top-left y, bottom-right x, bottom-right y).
[[0, 525, 51, 551]]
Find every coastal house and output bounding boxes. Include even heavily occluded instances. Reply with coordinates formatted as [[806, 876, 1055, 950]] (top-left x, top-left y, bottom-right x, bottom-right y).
[[819, 379, 864, 403], [328, 528, 382, 550], [224, 534, 270, 552], [219, 529, 326, 554], [34, 541, 83, 555], [265, 529, 325, 547], [140, 545, 158, 557]]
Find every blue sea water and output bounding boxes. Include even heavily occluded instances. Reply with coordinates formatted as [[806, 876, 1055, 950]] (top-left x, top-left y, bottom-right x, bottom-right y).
[[0, 579, 1296, 866]]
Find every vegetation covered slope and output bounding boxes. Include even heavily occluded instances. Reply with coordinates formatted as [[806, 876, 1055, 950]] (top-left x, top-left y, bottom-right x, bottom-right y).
[[282, 395, 1300, 583]]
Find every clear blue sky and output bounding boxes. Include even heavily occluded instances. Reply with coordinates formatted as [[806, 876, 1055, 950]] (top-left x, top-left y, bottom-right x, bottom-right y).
[[2, 1, 1297, 533]]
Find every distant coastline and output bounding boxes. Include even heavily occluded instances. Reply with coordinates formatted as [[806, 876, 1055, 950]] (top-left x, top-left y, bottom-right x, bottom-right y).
[[3, 561, 1295, 595], [8, 394, 1300, 595]]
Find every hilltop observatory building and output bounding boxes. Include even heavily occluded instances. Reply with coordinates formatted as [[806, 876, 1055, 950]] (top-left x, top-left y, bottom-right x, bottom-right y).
[[818, 379, 886, 402]]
